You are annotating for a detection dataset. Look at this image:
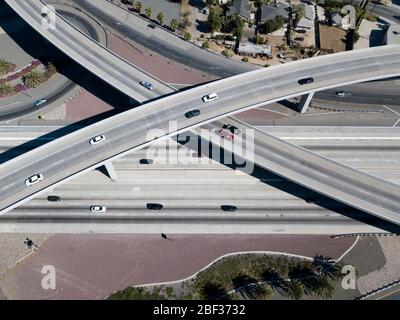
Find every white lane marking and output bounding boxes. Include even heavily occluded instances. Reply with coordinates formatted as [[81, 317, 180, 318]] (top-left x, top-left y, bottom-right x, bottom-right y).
[[383, 105, 400, 117], [1, 102, 21, 108], [393, 118, 400, 128], [337, 235, 360, 262], [257, 108, 288, 116]]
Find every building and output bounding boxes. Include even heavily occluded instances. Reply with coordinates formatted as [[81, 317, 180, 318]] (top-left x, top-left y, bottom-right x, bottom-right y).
[[238, 42, 272, 57], [227, 0, 252, 21], [260, 2, 289, 23], [296, 3, 315, 30]]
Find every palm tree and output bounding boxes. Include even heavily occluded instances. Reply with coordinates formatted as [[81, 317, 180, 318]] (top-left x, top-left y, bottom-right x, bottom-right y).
[[23, 70, 45, 88], [170, 18, 179, 31], [0, 82, 14, 96], [135, 1, 142, 13], [0, 59, 14, 76], [311, 275, 336, 299], [285, 279, 304, 300], [145, 7, 152, 19], [156, 12, 164, 25]]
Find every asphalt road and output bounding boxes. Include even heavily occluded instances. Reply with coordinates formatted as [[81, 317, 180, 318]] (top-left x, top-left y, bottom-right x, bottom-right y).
[[68, 0, 257, 78], [0, 8, 98, 121], [0, 43, 399, 223]]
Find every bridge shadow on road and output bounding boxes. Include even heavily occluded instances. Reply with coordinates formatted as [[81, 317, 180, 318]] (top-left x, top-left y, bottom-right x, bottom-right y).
[[176, 132, 400, 234]]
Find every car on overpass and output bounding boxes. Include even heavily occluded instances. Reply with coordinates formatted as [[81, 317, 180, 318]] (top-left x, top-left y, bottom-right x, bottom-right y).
[[25, 174, 44, 186], [298, 77, 314, 85], [185, 109, 201, 119], [202, 93, 218, 103], [140, 80, 154, 90], [34, 99, 47, 107], [218, 124, 241, 140], [89, 135, 106, 146]]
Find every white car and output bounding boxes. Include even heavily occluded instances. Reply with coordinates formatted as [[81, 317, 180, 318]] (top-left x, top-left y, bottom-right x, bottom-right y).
[[34, 99, 47, 107], [89, 135, 106, 145], [202, 93, 218, 103], [25, 174, 44, 186], [90, 205, 107, 213], [336, 91, 351, 97]]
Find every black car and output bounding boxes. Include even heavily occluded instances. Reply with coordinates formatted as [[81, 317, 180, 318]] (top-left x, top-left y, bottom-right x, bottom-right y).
[[147, 203, 163, 210], [298, 77, 314, 85], [47, 195, 61, 202], [148, 24, 156, 29], [221, 205, 237, 212], [139, 158, 154, 164], [185, 109, 201, 119]]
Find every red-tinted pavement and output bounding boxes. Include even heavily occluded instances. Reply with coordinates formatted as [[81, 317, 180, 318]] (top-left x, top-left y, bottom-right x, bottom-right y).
[[0, 234, 354, 300], [106, 32, 217, 85]]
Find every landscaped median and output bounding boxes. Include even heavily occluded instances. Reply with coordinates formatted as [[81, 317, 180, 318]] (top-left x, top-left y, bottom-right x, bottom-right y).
[[0, 58, 59, 98], [108, 253, 347, 300]]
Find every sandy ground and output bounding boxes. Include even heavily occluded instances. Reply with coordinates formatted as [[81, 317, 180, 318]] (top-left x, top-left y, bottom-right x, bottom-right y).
[[319, 24, 346, 52], [0, 234, 354, 299]]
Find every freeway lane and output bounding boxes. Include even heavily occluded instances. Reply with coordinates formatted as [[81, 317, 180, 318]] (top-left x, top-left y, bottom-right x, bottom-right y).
[[0, 45, 400, 222]]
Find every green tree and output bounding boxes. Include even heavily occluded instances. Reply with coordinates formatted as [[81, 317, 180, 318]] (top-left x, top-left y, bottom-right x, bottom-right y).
[[0, 59, 14, 76], [156, 12, 164, 25], [0, 82, 14, 96], [135, 1, 142, 13], [170, 18, 179, 31], [145, 7, 152, 18], [183, 31, 192, 41], [207, 6, 223, 33], [285, 279, 304, 300], [23, 70, 45, 88]]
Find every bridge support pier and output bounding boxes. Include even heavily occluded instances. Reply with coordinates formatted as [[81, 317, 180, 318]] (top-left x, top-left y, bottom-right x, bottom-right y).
[[297, 91, 315, 113], [103, 161, 118, 181]]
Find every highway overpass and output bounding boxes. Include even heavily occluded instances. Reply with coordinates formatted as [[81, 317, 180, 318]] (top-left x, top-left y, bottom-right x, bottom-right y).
[[3, 0, 400, 226], [1, 125, 400, 233]]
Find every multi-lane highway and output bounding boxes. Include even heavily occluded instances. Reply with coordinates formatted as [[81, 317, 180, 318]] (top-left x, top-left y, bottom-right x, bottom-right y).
[[0, 125, 399, 234], [3, 0, 400, 226]]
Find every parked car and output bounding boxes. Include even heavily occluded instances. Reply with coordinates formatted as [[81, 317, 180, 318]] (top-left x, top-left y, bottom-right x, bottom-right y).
[[185, 109, 201, 119], [47, 195, 61, 202], [296, 29, 307, 34], [90, 205, 107, 213], [34, 99, 47, 107], [140, 80, 154, 90], [221, 205, 237, 212], [89, 135, 106, 145], [147, 203, 163, 210], [25, 174, 44, 186], [294, 36, 304, 41], [202, 93, 218, 103], [298, 77, 314, 85]]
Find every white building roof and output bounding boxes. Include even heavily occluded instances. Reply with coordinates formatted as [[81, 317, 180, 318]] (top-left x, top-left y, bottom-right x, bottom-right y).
[[297, 17, 314, 29], [302, 3, 315, 21], [238, 42, 272, 55]]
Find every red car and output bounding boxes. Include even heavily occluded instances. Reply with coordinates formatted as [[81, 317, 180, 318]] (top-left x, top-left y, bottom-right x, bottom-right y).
[[218, 124, 240, 140]]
